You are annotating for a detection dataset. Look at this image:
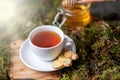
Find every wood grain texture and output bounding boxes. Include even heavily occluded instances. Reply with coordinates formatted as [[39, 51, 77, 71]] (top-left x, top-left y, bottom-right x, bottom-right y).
[[9, 38, 61, 80]]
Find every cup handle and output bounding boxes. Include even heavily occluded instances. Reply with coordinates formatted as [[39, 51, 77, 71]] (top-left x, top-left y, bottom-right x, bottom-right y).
[[64, 35, 76, 53]]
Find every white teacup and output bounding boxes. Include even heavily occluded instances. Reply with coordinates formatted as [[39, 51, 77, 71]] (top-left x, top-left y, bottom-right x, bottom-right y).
[[28, 25, 73, 61]]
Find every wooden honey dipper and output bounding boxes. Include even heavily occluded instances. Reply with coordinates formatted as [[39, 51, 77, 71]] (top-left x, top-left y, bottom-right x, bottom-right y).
[[62, 0, 116, 7]]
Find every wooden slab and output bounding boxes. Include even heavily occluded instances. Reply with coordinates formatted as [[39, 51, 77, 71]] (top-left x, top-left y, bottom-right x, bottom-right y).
[[9, 38, 61, 80]]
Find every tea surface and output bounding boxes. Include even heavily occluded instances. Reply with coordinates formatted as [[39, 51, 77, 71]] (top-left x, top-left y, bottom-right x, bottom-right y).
[[32, 31, 61, 48]]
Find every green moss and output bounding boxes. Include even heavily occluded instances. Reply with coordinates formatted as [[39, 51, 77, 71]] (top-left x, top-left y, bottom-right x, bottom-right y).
[[61, 21, 120, 80], [0, 41, 10, 80]]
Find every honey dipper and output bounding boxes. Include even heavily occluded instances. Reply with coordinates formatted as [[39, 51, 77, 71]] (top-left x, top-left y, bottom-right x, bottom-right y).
[[62, 0, 116, 7]]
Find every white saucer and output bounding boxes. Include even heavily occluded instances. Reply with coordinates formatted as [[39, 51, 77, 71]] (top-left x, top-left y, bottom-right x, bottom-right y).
[[19, 35, 76, 72]]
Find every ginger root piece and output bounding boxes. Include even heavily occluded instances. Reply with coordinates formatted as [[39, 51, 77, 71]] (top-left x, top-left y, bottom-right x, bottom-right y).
[[52, 51, 79, 69], [52, 54, 72, 69], [58, 54, 72, 67], [64, 51, 73, 59], [71, 53, 79, 60], [64, 51, 79, 60]]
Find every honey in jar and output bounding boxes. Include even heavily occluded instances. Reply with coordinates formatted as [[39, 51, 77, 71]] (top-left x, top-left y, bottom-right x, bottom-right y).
[[62, 3, 92, 29]]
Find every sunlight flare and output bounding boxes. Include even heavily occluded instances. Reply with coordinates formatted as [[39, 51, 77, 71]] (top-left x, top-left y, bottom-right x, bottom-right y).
[[0, 1, 16, 22]]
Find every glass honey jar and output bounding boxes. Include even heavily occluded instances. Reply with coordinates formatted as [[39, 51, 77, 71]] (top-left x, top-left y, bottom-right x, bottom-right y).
[[62, 2, 92, 29]]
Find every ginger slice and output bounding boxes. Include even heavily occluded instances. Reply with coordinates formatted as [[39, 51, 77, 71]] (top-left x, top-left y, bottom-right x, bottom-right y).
[[52, 60, 64, 69]]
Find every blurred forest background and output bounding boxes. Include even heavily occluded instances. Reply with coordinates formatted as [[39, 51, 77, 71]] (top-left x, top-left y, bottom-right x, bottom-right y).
[[0, 0, 120, 80]]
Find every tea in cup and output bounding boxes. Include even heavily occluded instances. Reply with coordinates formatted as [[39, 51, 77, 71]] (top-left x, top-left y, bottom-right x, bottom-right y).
[[28, 25, 73, 61]]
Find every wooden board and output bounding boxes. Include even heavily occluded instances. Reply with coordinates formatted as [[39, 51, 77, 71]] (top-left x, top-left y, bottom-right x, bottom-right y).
[[9, 38, 61, 80]]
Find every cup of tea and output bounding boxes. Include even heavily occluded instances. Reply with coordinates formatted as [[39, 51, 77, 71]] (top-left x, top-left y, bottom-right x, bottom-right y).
[[28, 25, 73, 61]]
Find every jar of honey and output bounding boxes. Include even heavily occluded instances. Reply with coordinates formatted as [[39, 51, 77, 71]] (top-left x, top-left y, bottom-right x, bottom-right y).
[[62, 2, 92, 29]]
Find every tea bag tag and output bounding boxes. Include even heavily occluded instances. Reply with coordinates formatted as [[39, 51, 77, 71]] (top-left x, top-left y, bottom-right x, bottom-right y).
[[52, 9, 66, 28]]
